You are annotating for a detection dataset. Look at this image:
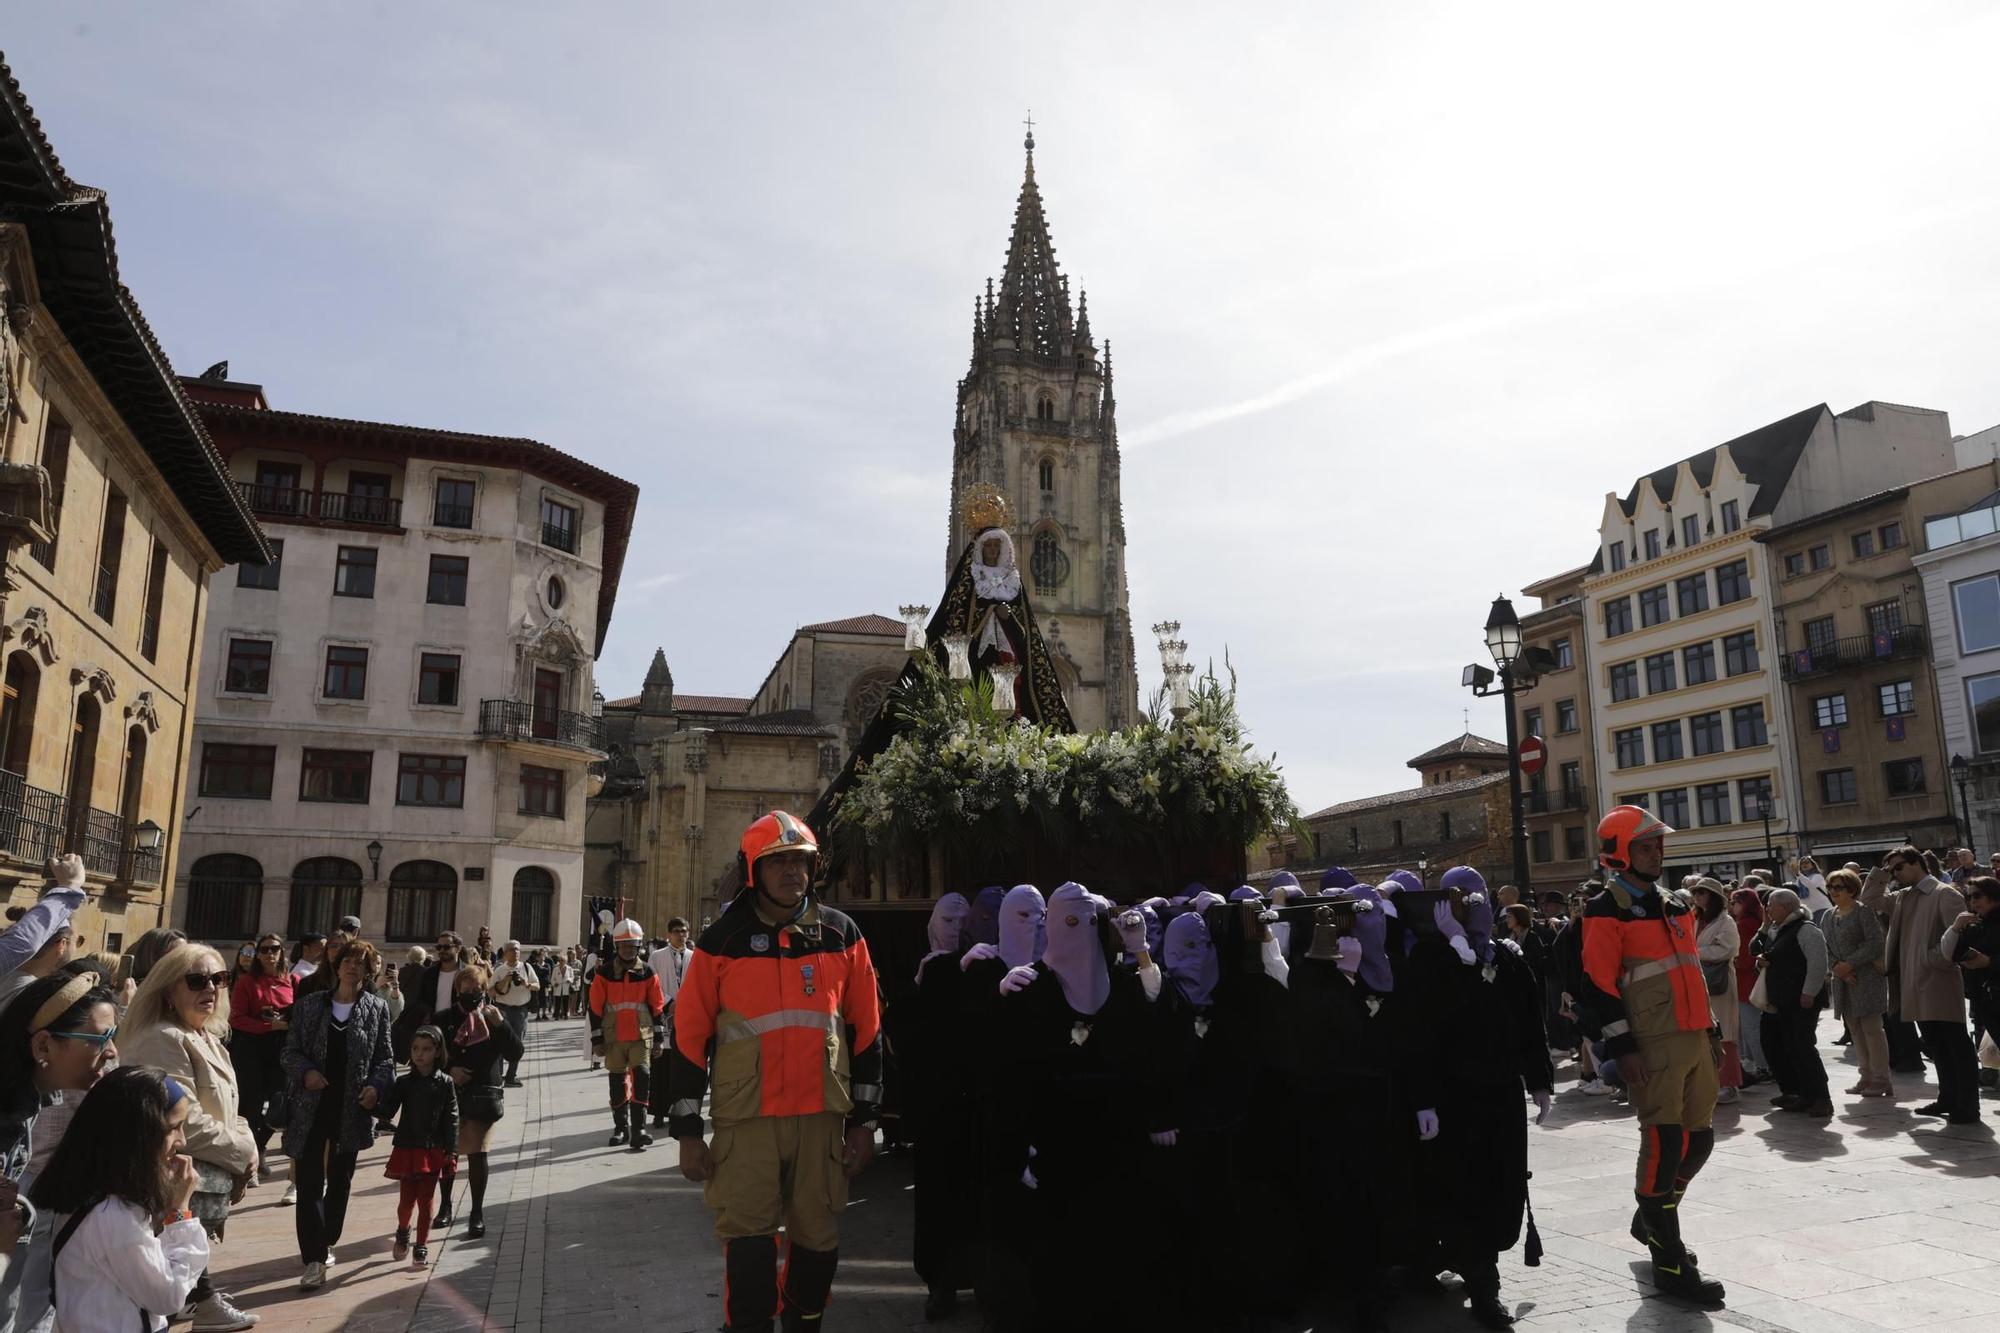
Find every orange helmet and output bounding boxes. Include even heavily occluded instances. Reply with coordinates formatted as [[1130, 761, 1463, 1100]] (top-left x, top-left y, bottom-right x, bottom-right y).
[[1598, 804, 1671, 871], [740, 809, 820, 887]]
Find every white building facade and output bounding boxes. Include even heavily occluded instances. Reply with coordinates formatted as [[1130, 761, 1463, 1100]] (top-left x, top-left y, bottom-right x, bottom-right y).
[[1914, 485, 2000, 850], [171, 376, 636, 950]]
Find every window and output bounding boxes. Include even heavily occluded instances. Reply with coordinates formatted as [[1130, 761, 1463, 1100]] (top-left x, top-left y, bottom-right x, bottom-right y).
[[1035, 394, 1055, 421], [288, 857, 364, 940], [1852, 530, 1876, 559], [252, 461, 303, 514], [225, 639, 272, 694], [345, 472, 394, 525], [1553, 637, 1574, 669], [1739, 776, 1774, 820], [510, 867, 555, 943], [1804, 616, 1838, 657], [1556, 698, 1579, 734], [185, 854, 263, 940], [1564, 825, 1588, 859], [237, 539, 282, 590], [1784, 552, 1805, 578], [30, 414, 69, 570], [1620, 793, 1651, 810], [417, 653, 461, 706], [1651, 720, 1684, 762], [1639, 586, 1670, 627], [334, 546, 377, 598], [1821, 768, 1859, 804], [1812, 693, 1848, 728], [1531, 829, 1552, 863], [520, 764, 565, 817], [1955, 574, 2000, 655], [1347, 827, 1359, 852], [426, 555, 468, 606], [1675, 574, 1709, 617], [1560, 761, 1583, 803], [323, 645, 368, 700], [1865, 600, 1904, 636], [1658, 788, 1689, 828], [433, 477, 475, 528], [1608, 541, 1626, 572], [1689, 711, 1725, 756], [1877, 679, 1915, 718], [1720, 500, 1740, 533], [541, 496, 579, 553], [397, 753, 466, 807], [1723, 630, 1759, 676], [1697, 782, 1731, 826], [1731, 702, 1768, 748], [387, 861, 458, 941], [546, 576, 565, 610], [1808, 543, 1831, 570], [1439, 810, 1454, 840], [1970, 673, 2000, 753], [1610, 661, 1639, 702], [1603, 597, 1632, 638], [1715, 559, 1751, 604], [1522, 707, 1543, 737], [199, 743, 275, 799], [1643, 529, 1661, 560], [1682, 514, 1701, 548], [1038, 457, 1055, 492], [1392, 819, 1404, 847], [1683, 641, 1717, 685], [139, 539, 168, 662], [1880, 521, 1905, 550], [1615, 728, 1646, 769], [1883, 758, 1927, 797], [300, 748, 372, 803], [93, 487, 127, 622], [1645, 652, 1677, 694]]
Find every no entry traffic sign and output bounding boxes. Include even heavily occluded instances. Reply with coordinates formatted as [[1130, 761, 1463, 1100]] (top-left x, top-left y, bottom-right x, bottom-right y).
[[1518, 734, 1548, 777]]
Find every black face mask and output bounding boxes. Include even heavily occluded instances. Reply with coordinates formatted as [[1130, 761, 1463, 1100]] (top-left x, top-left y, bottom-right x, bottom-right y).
[[456, 992, 482, 1012]]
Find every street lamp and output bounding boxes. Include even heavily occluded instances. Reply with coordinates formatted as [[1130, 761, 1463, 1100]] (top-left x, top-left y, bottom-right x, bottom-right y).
[[366, 839, 383, 879], [132, 819, 165, 852], [1759, 796, 1784, 871], [1951, 753, 1973, 855], [591, 687, 605, 719], [1462, 594, 1551, 896]]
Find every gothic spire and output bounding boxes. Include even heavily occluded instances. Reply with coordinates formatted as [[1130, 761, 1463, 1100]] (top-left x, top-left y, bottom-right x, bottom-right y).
[[1075, 288, 1093, 349], [991, 126, 1073, 360], [640, 647, 675, 715]]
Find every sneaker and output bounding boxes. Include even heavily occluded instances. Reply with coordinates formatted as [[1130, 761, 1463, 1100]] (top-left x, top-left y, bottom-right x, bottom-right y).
[[1715, 1086, 1738, 1104], [278, 1182, 297, 1206], [322, 1255, 335, 1270], [393, 1228, 410, 1260], [504, 1077, 524, 1088], [190, 1293, 260, 1330], [412, 1244, 428, 1265], [1579, 1079, 1613, 1096], [299, 1262, 326, 1292]]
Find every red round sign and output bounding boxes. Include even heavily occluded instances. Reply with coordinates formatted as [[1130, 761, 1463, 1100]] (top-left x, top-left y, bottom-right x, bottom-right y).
[[1518, 735, 1548, 777]]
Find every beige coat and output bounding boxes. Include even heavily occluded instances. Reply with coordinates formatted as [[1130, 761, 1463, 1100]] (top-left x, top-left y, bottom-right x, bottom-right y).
[[123, 1021, 257, 1175], [1885, 876, 1969, 1024]]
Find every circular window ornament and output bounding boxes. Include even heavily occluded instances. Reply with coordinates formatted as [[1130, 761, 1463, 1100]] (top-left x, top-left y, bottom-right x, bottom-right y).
[[547, 575, 566, 610]]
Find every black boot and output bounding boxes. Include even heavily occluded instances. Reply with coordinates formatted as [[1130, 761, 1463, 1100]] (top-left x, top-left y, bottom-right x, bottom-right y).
[[609, 1102, 629, 1147], [1637, 1195, 1725, 1305], [1630, 1200, 1699, 1266], [630, 1117, 653, 1152], [924, 1284, 957, 1320]]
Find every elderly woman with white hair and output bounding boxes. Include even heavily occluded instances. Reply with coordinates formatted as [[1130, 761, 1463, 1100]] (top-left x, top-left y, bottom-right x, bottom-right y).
[[1749, 888, 1832, 1116]]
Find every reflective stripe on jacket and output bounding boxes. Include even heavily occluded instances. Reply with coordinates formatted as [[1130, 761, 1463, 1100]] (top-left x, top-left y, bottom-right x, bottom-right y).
[[589, 963, 666, 1044], [1577, 871, 1713, 1058]]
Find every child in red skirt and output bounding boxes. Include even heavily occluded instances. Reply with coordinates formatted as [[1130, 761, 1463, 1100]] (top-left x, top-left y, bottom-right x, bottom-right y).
[[378, 1024, 459, 1263]]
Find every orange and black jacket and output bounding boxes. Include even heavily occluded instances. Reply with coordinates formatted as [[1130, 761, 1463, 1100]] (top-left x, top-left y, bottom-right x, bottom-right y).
[[666, 895, 882, 1140], [588, 961, 666, 1045], [1576, 871, 1714, 1060]]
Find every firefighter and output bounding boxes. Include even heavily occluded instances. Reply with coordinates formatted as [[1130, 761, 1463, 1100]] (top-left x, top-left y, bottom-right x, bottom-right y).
[[1574, 806, 1726, 1306], [589, 918, 667, 1151], [668, 810, 883, 1333]]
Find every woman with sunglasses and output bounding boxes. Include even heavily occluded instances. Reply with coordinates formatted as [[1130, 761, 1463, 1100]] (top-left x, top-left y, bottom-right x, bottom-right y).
[[0, 971, 119, 1332], [123, 943, 260, 1331], [228, 934, 293, 1180]]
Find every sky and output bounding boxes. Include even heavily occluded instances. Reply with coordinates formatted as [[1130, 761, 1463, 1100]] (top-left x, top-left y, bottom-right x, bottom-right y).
[[11, 2, 2000, 814]]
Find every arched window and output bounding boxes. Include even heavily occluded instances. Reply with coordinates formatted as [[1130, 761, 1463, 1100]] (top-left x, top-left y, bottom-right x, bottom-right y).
[[510, 866, 555, 944], [288, 856, 364, 939], [64, 695, 100, 865], [1037, 457, 1055, 493], [1030, 529, 1070, 593], [387, 860, 458, 941], [187, 853, 263, 940], [0, 651, 40, 777], [1036, 395, 1055, 421]]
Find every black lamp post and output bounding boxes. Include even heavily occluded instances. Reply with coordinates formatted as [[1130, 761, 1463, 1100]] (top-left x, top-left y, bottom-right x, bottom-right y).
[[1463, 595, 1544, 896], [1759, 796, 1783, 871], [1951, 753, 1973, 855], [366, 839, 383, 879]]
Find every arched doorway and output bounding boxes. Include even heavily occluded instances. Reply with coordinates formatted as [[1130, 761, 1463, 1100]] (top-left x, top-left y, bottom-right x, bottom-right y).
[[510, 866, 555, 944]]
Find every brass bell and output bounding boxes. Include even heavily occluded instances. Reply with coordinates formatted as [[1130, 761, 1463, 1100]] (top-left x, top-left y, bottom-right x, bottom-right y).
[[1305, 904, 1345, 962]]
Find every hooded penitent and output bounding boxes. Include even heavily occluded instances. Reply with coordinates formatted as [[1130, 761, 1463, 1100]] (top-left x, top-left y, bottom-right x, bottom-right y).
[[1266, 875, 1305, 954], [966, 886, 1007, 947], [1044, 882, 1112, 1015], [1384, 869, 1424, 895], [999, 884, 1048, 968], [1138, 902, 1163, 958], [1228, 886, 1262, 903], [1320, 866, 1359, 895], [1162, 911, 1221, 1008], [1441, 867, 1494, 964], [1350, 884, 1395, 993], [918, 892, 972, 980]]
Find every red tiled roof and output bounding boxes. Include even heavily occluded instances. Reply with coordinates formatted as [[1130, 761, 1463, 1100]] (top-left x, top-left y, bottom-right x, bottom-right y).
[[798, 614, 904, 637], [604, 692, 753, 716]]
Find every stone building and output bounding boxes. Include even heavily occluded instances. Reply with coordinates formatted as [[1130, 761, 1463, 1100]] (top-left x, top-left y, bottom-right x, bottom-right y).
[[1913, 470, 2000, 851], [1758, 465, 1988, 862], [588, 616, 908, 934], [1513, 565, 1600, 893], [1585, 401, 1955, 884], [171, 374, 637, 949], [947, 131, 1138, 733], [0, 60, 269, 952]]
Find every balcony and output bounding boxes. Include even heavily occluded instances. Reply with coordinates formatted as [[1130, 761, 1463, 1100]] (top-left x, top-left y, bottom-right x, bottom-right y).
[[0, 769, 66, 866], [433, 501, 474, 529], [236, 482, 403, 529], [477, 698, 603, 754], [1780, 625, 1928, 682], [541, 521, 577, 553], [77, 806, 124, 880]]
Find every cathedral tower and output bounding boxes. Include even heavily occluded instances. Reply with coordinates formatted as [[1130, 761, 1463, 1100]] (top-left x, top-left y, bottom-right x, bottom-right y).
[[948, 129, 1140, 732]]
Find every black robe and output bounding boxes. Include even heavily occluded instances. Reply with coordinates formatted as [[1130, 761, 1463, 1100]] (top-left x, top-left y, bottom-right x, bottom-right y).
[[885, 952, 983, 1294]]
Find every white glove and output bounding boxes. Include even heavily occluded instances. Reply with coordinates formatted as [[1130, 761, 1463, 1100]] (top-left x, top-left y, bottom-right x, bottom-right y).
[[1416, 1108, 1439, 1141], [1113, 910, 1149, 956], [1533, 1089, 1553, 1125], [1335, 936, 1363, 976], [46, 854, 85, 891], [1149, 1129, 1178, 1148], [1022, 1145, 1038, 1190], [960, 942, 1000, 971], [1435, 900, 1475, 964], [999, 964, 1037, 996]]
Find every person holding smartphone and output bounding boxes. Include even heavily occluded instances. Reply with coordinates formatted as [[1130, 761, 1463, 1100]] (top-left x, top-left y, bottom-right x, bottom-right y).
[[228, 934, 293, 1179], [1949, 876, 2000, 1069]]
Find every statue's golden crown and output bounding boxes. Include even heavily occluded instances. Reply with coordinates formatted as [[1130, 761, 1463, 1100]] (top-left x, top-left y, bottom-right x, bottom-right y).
[[960, 482, 1011, 534]]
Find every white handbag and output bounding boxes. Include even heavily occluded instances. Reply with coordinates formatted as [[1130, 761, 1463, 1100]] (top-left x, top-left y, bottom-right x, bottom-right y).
[[1749, 968, 1776, 1014]]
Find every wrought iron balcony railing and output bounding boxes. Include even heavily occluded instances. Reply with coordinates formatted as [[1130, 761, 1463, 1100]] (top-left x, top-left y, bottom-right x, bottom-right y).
[[477, 698, 603, 752], [1780, 625, 1928, 682], [0, 769, 65, 867], [541, 521, 577, 553], [236, 481, 403, 528], [78, 806, 125, 880]]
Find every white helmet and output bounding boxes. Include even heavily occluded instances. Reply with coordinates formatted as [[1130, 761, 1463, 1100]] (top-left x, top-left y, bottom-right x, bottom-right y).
[[611, 918, 646, 944]]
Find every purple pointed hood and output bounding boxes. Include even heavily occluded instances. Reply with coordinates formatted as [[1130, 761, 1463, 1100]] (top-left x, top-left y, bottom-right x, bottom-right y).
[[966, 886, 1007, 946], [1137, 902, 1163, 958], [1044, 882, 1111, 1014], [1162, 911, 1220, 1008], [1320, 866, 1358, 894], [1228, 886, 1262, 903], [927, 892, 971, 955], [1383, 869, 1424, 895], [999, 884, 1047, 968], [1349, 884, 1394, 992], [1441, 866, 1494, 963], [1269, 872, 1302, 894]]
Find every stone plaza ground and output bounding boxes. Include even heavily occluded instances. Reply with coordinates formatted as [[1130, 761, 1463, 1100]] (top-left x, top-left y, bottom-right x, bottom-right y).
[[202, 1019, 2000, 1333]]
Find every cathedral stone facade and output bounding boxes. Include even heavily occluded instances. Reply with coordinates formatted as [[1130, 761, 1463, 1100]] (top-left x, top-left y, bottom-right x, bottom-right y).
[[947, 132, 1140, 732]]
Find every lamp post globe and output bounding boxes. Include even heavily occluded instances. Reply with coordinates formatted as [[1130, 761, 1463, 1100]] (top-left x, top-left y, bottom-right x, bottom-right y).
[[1484, 595, 1522, 670]]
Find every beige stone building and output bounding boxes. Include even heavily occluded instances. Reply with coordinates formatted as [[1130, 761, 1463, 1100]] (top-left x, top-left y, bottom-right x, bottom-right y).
[[0, 62, 270, 950], [1513, 566, 1599, 893]]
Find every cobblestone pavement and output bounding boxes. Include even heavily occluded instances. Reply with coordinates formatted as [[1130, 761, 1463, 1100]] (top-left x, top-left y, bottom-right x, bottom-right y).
[[207, 1020, 2000, 1332]]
